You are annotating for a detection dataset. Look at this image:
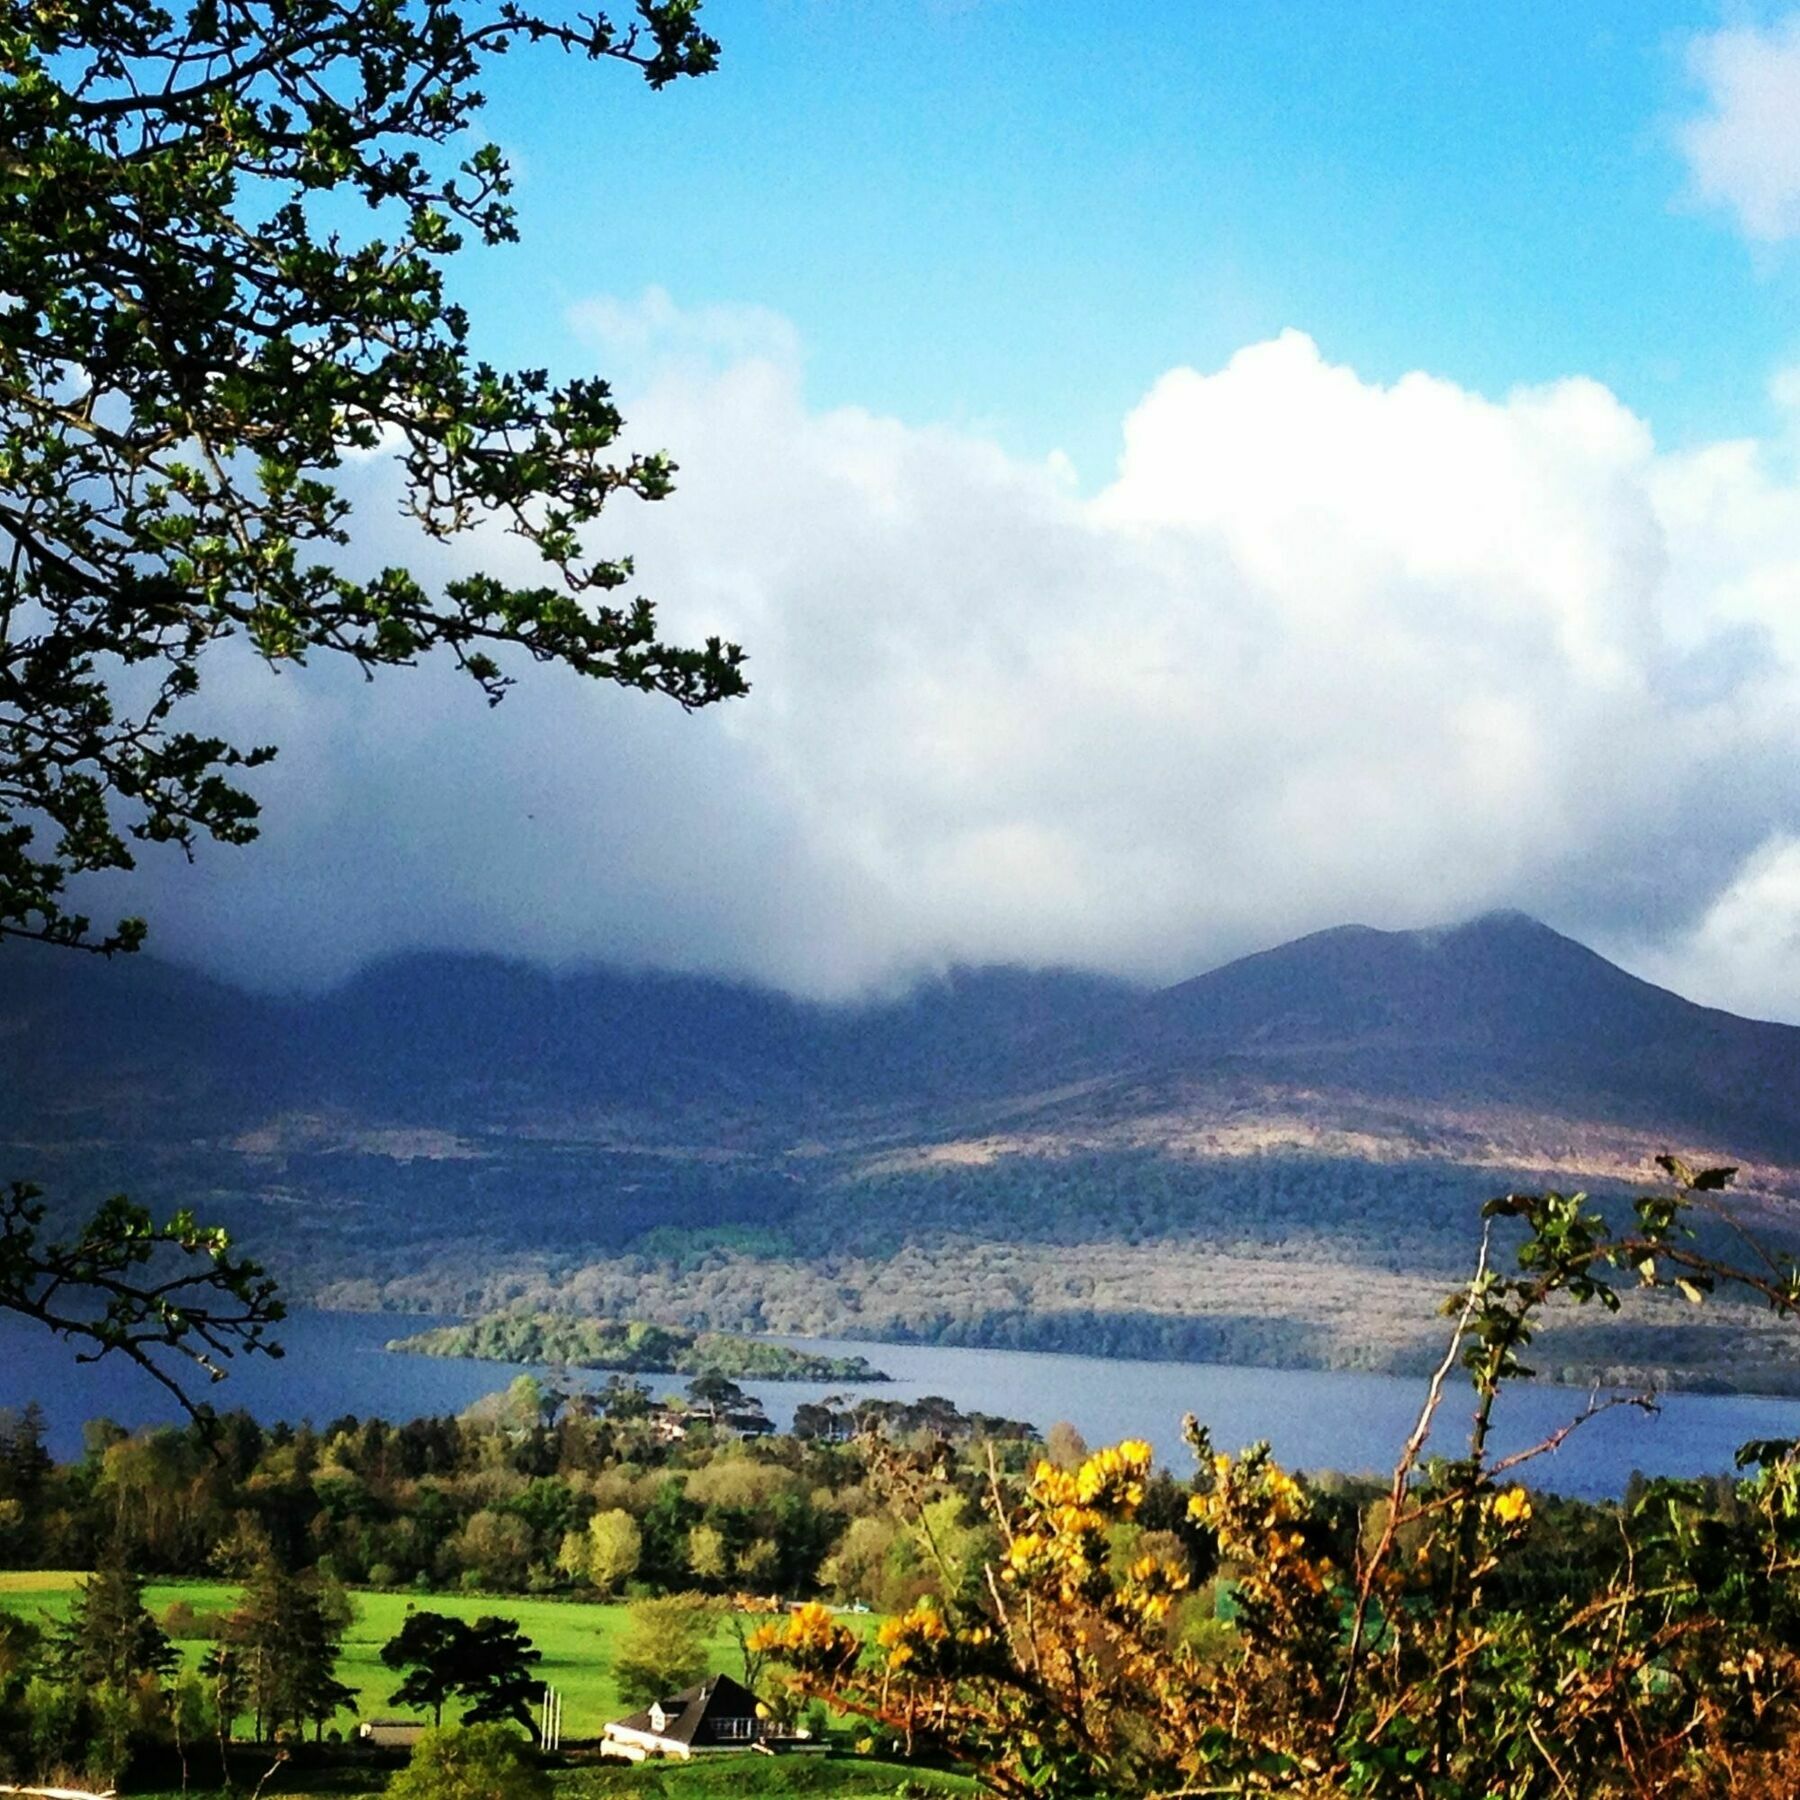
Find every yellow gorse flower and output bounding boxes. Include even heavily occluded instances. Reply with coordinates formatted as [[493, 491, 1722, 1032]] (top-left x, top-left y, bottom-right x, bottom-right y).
[[1119, 1551, 1191, 1622], [1190, 1443, 1335, 1597], [879, 1597, 954, 1675], [1492, 1486, 1533, 1527], [1073, 1439, 1154, 1514], [750, 1598, 861, 1674], [1010, 1441, 1160, 1598], [1005, 1530, 1052, 1575]]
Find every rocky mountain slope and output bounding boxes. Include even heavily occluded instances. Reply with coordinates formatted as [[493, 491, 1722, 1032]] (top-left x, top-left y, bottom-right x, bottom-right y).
[[6, 913, 1798, 1389]]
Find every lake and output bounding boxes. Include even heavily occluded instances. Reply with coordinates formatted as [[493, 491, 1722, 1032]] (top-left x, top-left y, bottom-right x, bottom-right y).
[[6, 1309, 1799, 1499]]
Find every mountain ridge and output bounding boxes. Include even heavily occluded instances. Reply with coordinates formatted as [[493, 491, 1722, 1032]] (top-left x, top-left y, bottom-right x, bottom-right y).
[[7, 911, 1800, 1392], [9, 906, 1792, 1102]]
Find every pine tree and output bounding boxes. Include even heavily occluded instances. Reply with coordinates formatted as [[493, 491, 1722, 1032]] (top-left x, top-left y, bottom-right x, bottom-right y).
[[0, 1404, 51, 1509], [227, 1553, 353, 1742], [60, 1540, 174, 1691], [381, 1613, 542, 1738]]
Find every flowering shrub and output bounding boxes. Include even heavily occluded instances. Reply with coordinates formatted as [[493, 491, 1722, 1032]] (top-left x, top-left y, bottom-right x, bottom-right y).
[[761, 1159, 1800, 1797]]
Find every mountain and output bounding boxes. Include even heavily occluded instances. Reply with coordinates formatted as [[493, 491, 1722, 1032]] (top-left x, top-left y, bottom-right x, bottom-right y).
[[1130, 912, 1800, 1159], [7, 913, 1800, 1392]]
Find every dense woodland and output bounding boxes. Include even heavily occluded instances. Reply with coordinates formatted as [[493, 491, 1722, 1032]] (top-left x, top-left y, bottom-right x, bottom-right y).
[[0, 1380, 1039, 1603], [20, 1135, 1797, 1396], [0, 1358, 1789, 1795], [386, 1317, 886, 1383]]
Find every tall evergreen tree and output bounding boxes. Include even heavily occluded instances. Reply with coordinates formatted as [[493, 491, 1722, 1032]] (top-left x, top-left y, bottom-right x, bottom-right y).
[[0, 1404, 51, 1564], [227, 1553, 353, 1742], [59, 1540, 174, 1691], [0, 1405, 51, 1508]]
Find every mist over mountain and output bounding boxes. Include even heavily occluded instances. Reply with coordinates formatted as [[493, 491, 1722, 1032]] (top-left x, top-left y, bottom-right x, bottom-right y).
[[7, 911, 1799, 1390]]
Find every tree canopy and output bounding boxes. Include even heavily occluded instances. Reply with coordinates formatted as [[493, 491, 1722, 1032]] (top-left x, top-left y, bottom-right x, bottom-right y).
[[611, 1593, 716, 1709], [385, 1724, 551, 1800], [0, 0, 743, 958], [381, 1611, 542, 1737]]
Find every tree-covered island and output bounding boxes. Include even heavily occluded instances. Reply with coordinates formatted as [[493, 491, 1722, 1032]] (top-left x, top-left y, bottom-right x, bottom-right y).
[[386, 1312, 889, 1382]]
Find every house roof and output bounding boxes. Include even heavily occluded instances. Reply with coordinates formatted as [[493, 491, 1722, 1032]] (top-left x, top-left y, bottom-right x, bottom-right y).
[[609, 1674, 761, 1748], [358, 1720, 429, 1744]]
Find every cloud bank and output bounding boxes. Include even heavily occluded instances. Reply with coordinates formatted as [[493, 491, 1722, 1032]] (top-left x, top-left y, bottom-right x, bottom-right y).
[[124, 306, 1800, 1022], [1679, 13, 1800, 242]]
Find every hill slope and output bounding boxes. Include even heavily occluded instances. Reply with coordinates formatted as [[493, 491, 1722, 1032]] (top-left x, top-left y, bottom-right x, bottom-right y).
[[6, 913, 1799, 1390], [1134, 913, 1799, 1154]]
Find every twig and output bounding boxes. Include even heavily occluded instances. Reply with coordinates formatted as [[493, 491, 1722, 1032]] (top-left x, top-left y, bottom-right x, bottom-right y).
[[1334, 1223, 1491, 1725]]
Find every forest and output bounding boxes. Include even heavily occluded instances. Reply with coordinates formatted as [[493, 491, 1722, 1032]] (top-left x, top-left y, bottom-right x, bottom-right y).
[[384, 1317, 886, 1383]]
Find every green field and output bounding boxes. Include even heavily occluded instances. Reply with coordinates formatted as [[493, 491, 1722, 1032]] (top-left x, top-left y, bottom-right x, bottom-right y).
[[0, 1576, 760, 1739], [1, 1575, 968, 1799]]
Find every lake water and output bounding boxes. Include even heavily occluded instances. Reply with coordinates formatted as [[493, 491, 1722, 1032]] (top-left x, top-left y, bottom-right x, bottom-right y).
[[6, 1310, 1800, 1500]]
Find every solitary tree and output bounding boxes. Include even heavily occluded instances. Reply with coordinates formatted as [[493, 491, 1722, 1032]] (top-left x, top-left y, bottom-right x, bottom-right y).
[[381, 1612, 466, 1728], [0, 0, 743, 1400], [453, 1618, 544, 1738], [685, 1373, 757, 1421], [382, 1612, 542, 1739], [610, 1594, 716, 1709]]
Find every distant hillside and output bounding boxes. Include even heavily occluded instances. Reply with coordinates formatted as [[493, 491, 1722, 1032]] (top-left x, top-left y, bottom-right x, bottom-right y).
[[7, 913, 1800, 1392], [1135, 913, 1800, 1156]]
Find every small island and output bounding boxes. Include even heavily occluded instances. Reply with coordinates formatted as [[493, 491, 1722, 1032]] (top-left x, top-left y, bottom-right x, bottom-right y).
[[386, 1311, 889, 1382]]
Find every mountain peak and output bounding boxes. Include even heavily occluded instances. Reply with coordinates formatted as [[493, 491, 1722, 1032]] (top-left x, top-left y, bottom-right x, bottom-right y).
[[1436, 907, 1554, 939], [1150, 907, 1678, 1059]]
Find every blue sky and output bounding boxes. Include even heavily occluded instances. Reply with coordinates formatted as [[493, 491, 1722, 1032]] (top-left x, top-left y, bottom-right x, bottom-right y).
[[450, 1, 1797, 478], [145, 1, 1800, 1020]]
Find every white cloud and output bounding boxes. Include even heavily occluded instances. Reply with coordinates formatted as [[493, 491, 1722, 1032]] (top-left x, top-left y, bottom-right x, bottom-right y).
[[1630, 836, 1800, 1020], [566, 285, 802, 378], [116, 310, 1800, 1021], [1678, 15, 1800, 242]]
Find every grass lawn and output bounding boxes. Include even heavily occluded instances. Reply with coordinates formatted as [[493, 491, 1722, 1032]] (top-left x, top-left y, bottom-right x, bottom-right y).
[[0, 1568, 88, 1591], [0, 1577, 764, 1739]]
